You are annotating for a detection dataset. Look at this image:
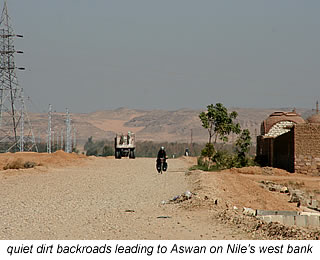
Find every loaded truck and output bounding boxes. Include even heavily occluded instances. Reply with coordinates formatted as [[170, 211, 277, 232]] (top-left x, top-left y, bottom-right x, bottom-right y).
[[114, 132, 136, 159]]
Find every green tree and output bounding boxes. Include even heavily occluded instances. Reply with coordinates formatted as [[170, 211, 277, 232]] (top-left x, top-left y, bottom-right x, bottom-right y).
[[199, 103, 241, 146], [102, 145, 114, 156], [235, 129, 252, 167], [200, 143, 215, 158], [84, 136, 94, 151]]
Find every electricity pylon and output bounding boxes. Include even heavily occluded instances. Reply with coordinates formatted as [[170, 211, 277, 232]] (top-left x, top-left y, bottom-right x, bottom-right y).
[[47, 104, 52, 153], [65, 108, 72, 153], [0, 1, 37, 152]]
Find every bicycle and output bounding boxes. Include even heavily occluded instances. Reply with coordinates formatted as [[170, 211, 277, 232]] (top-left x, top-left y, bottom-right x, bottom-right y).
[[156, 157, 167, 174]]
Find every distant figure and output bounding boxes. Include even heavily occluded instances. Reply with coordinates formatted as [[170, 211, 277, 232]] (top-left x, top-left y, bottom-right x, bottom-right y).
[[127, 131, 131, 145], [156, 146, 167, 173], [185, 148, 189, 156], [120, 134, 124, 145], [157, 146, 166, 159]]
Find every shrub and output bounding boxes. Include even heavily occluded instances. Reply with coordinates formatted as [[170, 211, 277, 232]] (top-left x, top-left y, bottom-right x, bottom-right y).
[[201, 143, 215, 158], [212, 150, 237, 169], [196, 156, 211, 171], [24, 161, 37, 169], [86, 147, 98, 156], [102, 145, 113, 156], [3, 159, 37, 170]]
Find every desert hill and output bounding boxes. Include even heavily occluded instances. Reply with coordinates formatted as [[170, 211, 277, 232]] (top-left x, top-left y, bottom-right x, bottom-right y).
[[25, 107, 311, 146]]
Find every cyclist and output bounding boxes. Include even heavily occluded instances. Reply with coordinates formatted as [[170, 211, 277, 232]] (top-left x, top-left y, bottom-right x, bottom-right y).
[[156, 146, 167, 173]]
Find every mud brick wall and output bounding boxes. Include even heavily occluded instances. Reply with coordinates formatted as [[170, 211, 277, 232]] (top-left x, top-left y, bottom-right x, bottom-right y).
[[273, 131, 294, 173], [294, 124, 320, 175], [256, 136, 273, 167]]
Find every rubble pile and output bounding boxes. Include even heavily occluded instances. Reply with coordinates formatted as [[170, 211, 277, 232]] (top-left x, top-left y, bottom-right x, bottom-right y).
[[259, 180, 319, 210]]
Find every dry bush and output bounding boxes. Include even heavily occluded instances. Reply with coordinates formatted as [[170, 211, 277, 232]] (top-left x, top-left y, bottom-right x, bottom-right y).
[[23, 161, 37, 169], [3, 159, 37, 170]]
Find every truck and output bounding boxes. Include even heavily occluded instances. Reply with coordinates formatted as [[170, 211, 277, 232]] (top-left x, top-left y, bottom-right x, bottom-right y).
[[114, 132, 136, 159]]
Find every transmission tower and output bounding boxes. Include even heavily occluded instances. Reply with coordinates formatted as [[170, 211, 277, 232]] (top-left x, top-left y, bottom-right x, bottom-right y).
[[73, 127, 76, 151], [60, 129, 64, 150], [0, 1, 37, 152], [65, 108, 72, 153], [47, 104, 52, 153]]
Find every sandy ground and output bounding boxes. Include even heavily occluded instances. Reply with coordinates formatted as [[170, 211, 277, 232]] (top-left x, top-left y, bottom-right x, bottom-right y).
[[193, 169, 320, 211], [0, 153, 319, 240], [0, 155, 253, 240]]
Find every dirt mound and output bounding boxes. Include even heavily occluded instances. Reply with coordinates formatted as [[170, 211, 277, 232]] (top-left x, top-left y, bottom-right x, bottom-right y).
[[0, 151, 87, 171], [227, 166, 291, 176]]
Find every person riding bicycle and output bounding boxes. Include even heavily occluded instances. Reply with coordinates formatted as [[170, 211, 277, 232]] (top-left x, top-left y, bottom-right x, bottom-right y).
[[157, 146, 166, 159], [156, 146, 168, 173]]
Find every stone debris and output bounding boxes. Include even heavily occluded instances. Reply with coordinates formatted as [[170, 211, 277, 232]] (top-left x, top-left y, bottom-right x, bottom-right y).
[[259, 180, 289, 193], [280, 186, 289, 193], [124, 209, 135, 213], [259, 180, 319, 210], [289, 193, 300, 203], [308, 199, 320, 211], [162, 191, 194, 205], [243, 207, 256, 216], [219, 208, 320, 240]]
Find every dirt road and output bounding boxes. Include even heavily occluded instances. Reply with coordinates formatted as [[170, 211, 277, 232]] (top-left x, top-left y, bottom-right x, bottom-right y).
[[0, 157, 253, 240]]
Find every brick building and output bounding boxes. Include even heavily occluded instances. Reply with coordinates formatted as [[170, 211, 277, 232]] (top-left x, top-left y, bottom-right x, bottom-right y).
[[257, 105, 320, 175]]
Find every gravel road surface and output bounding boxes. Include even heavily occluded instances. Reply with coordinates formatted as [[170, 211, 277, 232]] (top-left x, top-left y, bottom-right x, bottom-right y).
[[0, 157, 252, 239]]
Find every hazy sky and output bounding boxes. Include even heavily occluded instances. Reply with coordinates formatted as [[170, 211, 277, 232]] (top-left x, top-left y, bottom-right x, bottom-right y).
[[4, 0, 320, 112]]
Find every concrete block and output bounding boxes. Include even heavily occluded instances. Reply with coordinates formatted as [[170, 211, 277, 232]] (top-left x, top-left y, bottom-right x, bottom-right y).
[[256, 210, 298, 216], [309, 199, 319, 209], [295, 215, 308, 227], [283, 216, 295, 226], [270, 215, 284, 224], [300, 212, 320, 216], [260, 216, 272, 223], [308, 216, 320, 227], [243, 207, 256, 216]]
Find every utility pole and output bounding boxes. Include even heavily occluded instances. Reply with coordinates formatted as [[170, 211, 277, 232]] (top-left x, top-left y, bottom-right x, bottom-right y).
[[190, 129, 193, 155], [65, 108, 71, 153], [20, 105, 24, 151], [60, 129, 64, 150], [0, 1, 37, 152], [56, 131, 59, 150], [52, 130, 54, 152], [47, 104, 52, 153], [73, 127, 76, 151]]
